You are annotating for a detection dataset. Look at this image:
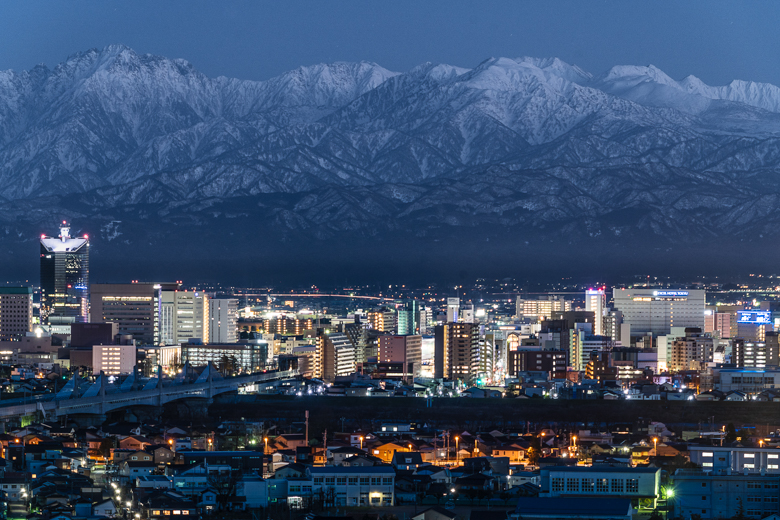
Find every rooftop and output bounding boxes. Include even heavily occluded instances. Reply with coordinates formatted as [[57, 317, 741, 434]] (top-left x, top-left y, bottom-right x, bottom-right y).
[[40, 237, 88, 253]]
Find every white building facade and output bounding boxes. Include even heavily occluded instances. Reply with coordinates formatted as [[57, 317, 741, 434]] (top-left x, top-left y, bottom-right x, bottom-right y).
[[208, 299, 238, 344], [612, 289, 706, 337]]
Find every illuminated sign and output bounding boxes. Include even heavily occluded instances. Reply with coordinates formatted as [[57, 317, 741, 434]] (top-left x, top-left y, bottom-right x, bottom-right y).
[[653, 291, 689, 297], [737, 311, 771, 324]]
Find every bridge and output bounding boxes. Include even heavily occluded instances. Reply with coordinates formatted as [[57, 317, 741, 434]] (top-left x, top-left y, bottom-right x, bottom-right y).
[[0, 364, 297, 422]]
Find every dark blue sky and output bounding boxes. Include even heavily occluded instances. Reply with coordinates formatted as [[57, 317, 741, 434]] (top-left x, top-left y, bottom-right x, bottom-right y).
[[1, 1, 779, 85]]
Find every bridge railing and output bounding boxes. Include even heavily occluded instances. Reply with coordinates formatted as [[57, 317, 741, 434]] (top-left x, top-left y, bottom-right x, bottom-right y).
[[0, 369, 298, 419]]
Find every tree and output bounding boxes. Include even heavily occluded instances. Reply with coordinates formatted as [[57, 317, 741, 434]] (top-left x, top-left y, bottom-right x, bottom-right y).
[[98, 437, 116, 461], [731, 497, 748, 520], [725, 423, 738, 443], [648, 510, 663, 520], [207, 469, 240, 511], [218, 355, 238, 376], [527, 436, 542, 465]]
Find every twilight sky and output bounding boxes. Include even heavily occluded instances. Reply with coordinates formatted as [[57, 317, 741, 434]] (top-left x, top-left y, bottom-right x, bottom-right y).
[[1, 1, 779, 86]]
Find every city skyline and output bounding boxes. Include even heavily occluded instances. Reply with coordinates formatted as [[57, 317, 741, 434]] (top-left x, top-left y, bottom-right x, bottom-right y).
[[0, 5, 778, 520]]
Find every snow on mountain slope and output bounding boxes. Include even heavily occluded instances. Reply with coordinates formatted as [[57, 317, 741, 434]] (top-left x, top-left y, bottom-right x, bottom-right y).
[[1, 47, 780, 251], [592, 63, 780, 118]]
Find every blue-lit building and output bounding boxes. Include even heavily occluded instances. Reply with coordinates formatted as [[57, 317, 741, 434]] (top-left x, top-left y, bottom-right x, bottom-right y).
[[673, 468, 780, 520], [40, 221, 89, 325]]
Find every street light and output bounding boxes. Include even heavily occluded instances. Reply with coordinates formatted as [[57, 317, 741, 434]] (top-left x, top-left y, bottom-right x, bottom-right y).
[[455, 436, 459, 464], [653, 437, 658, 456], [360, 436, 364, 450], [663, 487, 675, 520], [264, 437, 269, 454]]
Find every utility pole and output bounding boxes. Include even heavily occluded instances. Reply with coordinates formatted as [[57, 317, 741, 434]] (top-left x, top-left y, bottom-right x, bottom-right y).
[[305, 410, 309, 445]]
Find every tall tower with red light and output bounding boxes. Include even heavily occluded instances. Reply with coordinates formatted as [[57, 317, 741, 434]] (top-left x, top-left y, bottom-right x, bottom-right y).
[[40, 221, 90, 325]]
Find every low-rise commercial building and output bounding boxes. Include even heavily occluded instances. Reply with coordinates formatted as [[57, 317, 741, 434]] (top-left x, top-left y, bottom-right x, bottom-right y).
[[540, 466, 661, 509], [309, 466, 395, 506]]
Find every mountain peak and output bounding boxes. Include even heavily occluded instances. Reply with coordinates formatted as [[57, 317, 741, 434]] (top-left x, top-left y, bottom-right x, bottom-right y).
[[514, 56, 593, 83]]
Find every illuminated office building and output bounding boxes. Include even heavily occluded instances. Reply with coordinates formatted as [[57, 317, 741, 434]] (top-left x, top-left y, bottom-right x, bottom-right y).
[[40, 221, 89, 325], [612, 289, 705, 337], [0, 287, 33, 341], [91, 283, 167, 345], [516, 296, 572, 320], [160, 290, 209, 345], [585, 288, 606, 336], [208, 299, 238, 344], [735, 310, 773, 342]]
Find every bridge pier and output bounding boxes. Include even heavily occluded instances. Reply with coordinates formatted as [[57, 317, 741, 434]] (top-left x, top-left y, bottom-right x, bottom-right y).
[[66, 413, 107, 428], [164, 397, 213, 421]]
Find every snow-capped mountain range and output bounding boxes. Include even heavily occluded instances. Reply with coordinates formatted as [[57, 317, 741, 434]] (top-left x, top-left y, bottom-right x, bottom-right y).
[[2, 45, 780, 278]]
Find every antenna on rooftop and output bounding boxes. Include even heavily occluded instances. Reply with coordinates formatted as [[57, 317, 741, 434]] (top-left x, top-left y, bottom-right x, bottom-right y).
[[59, 221, 71, 241]]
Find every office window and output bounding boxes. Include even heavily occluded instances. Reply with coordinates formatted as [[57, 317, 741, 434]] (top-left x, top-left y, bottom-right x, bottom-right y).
[[626, 479, 639, 493], [383, 478, 393, 485], [744, 453, 755, 459], [702, 452, 713, 457], [348, 477, 358, 485], [360, 477, 369, 485], [581, 478, 594, 493], [596, 479, 609, 493], [611, 479, 624, 493], [552, 478, 565, 492], [566, 478, 579, 492], [336, 477, 346, 485], [744, 464, 755, 469]]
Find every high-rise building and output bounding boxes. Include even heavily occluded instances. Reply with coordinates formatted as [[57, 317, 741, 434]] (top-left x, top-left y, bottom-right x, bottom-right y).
[[704, 310, 733, 339], [516, 296, 572, 320], [732, 338, 779, 369], [670, 328, 714, 372], [208, 299, 238, 344], [367, 307, 396, 333], [735, 310, 773, 342], [318, 331, 355, 382], [40, 221, 89, 325], [585, 288, 606, 336], [377, 334, 422, 380], [418, 306, 433, 335], [0, 287, 33, 341], [612, 288, 706, 337], [603, 310, 630, 344], [447, 298, 460, 323], [90, 283, 165, 345], [160, 290, 209, 345], [442, 322, 480, 382], [397, 301, 420, 335]]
